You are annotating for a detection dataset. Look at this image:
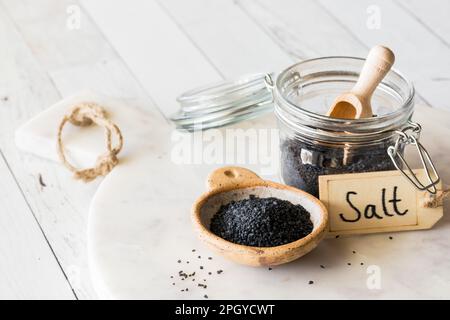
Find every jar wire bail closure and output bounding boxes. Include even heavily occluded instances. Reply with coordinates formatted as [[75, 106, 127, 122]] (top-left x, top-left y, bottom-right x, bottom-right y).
[[171, 72, 275, 131], [387, 121, 440, 194], [264, 73, 275, 92]]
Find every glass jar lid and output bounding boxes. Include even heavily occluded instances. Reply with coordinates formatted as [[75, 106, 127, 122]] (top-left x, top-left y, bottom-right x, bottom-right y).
[[170, 73, 274, 131]]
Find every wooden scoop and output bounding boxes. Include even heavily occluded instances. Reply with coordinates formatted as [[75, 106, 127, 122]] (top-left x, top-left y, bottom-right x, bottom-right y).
[[327, 45, 395, 119], [191, 166, 328, 266]]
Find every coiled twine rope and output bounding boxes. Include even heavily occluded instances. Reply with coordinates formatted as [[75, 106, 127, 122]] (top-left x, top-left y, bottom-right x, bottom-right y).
[[57, 102, 123, 182], [422, 188, 449, 208]]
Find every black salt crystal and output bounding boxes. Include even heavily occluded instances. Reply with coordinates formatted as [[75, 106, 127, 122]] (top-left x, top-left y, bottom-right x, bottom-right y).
[[210, 195, 313, 247]]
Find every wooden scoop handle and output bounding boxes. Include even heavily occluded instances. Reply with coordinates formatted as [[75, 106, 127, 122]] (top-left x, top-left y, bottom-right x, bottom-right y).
[[352, 45, 395, 99], [207, 166, 263, 191]]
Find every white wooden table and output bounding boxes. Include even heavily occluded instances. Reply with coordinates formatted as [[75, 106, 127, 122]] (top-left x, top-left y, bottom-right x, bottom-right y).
[[1, 0, 449, 299]]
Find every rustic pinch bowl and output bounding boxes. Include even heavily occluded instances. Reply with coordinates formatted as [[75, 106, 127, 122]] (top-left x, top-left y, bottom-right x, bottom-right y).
[[191, 167, 328, 267]]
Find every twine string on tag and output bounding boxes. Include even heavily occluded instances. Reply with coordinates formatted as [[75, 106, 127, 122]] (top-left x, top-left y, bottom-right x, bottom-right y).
[[57, 102, 123, 182], [422, 187, 449, 208]]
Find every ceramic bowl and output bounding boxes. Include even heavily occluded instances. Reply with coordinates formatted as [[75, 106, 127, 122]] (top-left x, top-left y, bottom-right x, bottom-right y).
[[192, 167, 328, 266]]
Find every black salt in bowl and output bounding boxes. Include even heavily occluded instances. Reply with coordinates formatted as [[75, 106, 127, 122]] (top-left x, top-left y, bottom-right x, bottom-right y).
[[192, 167, 328, 267], [210, 195, 314, 247]]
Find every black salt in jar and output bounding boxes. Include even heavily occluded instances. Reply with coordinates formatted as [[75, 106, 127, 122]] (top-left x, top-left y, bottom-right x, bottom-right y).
[[273, 57, 414, 197]]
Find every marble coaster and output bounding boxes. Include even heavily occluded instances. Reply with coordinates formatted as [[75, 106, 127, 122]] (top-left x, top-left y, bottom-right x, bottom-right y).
[[16, 96, 450, 299]]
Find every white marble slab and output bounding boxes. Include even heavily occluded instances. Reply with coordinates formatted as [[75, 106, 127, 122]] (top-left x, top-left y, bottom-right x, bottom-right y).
[[16, 93, 450, 299]]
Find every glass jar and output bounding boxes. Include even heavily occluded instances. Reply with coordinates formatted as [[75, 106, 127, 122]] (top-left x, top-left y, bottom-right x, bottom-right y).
[[174, 56, 438, 196], [273, 57, 415, 197]]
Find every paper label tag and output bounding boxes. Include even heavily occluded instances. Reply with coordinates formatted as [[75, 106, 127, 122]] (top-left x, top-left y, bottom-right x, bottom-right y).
[[319, 169, 443, 236]]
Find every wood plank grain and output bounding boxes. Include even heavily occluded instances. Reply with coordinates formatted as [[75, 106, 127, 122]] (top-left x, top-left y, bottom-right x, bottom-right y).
[[238, 0, 445, 110], [0, 153, 75, 299], [4, 0, 287, 299], [159, 0, 292, 77], [2, 0, 184, 299], [79, 0, 300, 182], [318, 0, 450, 111], [80, 0, 223, 117], [3, 0, 448, 299], [238, 0, 368, 59], [0, 0, 102, 299], [396, 0, 450, 47]]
